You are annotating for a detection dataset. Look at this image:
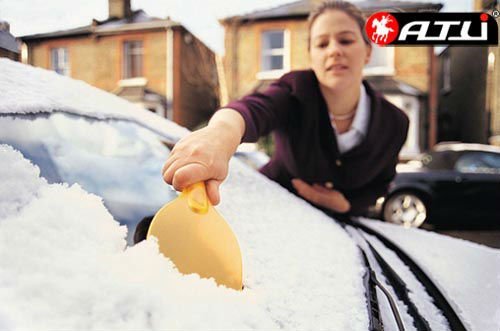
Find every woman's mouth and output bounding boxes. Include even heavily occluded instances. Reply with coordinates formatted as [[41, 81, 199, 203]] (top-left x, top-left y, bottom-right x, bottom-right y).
[[326, 64, 348, 73]]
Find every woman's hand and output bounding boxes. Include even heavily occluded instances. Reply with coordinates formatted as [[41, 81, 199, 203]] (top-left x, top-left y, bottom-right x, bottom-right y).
[[291, 179, 351, 213], [162, 109, 245, 205]]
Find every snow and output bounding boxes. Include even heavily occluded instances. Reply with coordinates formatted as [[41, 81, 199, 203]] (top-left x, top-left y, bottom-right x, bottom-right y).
[[360, 219, 500, 331], [0, 144, 370, 330], [0, 146, 46, 220], [0, 58, 189, 140]]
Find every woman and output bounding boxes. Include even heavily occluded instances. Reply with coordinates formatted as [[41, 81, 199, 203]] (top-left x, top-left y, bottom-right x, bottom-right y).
[[162, 1, 409, 217]]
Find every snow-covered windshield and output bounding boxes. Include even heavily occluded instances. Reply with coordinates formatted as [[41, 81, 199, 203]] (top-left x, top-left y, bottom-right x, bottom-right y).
[[0, 144, 372, 330], [0, 112, 177, 242]]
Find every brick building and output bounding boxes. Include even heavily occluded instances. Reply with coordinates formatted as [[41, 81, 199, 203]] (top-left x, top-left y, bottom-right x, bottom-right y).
[[20, 0, 219, 129], [220, 0, 443, 157]]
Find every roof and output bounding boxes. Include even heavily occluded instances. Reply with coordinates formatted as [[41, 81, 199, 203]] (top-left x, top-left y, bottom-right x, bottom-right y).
[[222, 0, 443, 22], [20, 25, 92, 41], [20, 10, 180, 41], [0, 30, 20, 53]]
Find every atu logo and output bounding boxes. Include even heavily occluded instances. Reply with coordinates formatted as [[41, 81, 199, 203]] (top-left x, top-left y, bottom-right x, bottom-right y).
[[365, 12, 498, 45], [366, 12, 399, 45]]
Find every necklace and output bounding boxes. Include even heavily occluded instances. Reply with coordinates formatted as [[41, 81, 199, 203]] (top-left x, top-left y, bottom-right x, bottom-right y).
[[329, 109, 356, 121]]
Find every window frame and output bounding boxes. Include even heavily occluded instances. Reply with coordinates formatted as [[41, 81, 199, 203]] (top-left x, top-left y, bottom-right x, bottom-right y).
[[257, 29, 290, 80], [122, 40, 144, 79], [50, 47, 70, 76]]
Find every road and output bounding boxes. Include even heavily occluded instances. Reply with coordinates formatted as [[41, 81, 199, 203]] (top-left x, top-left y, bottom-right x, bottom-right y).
[[437, 230, 500, 249]]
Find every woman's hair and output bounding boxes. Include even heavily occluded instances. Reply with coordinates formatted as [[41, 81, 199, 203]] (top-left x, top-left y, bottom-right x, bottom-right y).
[[308, 1, 371, 47]]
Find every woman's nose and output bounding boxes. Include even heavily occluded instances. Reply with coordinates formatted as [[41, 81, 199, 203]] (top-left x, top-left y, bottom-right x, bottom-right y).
[[326, 41, 342, 57]]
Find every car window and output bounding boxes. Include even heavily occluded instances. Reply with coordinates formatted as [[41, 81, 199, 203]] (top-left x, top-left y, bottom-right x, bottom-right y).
[[0, 112, 176, 208], [421, 151, 458, 170], [455, 152, 500, 174]]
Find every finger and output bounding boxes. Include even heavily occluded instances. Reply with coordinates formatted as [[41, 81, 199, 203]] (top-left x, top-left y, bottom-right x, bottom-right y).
[[323, 192, 351, 213], [291, 178, 308, 188], [333, 198, 351, 213], [298, 181, 349, 212], [163, 158, 186, 185], [312, 183, 333, 194], [172, 162, 210, 191], [162, 144, 184, 175], [291, 178, 306, 192], [313, 182, 334, 190], [162, 153, 177, 176], [292, 179, 321, 204], [206, 179, 221, 205]]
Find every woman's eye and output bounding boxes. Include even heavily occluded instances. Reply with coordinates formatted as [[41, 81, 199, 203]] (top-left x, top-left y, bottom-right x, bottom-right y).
[[340, 39, 354, 45], [317, 42, 328, 48]]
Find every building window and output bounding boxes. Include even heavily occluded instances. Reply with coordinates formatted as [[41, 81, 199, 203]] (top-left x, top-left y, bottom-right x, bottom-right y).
[[257, 30, 290, 80], [123, 41, 143, 79], [50, 48, 70, 76], [364, 44, 394, 76]]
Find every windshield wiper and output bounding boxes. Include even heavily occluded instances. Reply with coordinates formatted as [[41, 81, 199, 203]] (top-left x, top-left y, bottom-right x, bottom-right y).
[[349, 218, 468, 331], [347, 226, 406, 331]]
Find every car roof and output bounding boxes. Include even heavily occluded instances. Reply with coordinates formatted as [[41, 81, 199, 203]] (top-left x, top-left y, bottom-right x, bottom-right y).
[[433, 142, 500, 154], [0, 58, 189, 141]]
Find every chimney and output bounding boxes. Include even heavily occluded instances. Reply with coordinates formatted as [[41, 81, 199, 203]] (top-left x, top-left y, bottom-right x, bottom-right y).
[[0, 21, 10, 32], [108, 0, 132, 19]]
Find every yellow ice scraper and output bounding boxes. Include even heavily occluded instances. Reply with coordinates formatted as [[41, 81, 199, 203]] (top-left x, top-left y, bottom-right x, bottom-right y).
[[147, 182, 242, 290]]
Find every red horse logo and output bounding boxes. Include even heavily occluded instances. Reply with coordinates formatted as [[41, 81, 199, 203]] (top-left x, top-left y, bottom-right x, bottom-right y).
[[366, 12, 399, 45]]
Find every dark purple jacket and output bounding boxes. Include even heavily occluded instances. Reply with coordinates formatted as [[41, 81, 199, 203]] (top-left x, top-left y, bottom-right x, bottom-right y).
[[226, 70, 409, 215]]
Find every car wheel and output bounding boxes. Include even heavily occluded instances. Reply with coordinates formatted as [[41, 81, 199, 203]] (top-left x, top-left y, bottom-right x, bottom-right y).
[[383, 192, 428, 228]]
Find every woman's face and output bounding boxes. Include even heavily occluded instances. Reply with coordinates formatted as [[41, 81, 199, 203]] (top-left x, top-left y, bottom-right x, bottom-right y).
[[309, 10, 371, 92]]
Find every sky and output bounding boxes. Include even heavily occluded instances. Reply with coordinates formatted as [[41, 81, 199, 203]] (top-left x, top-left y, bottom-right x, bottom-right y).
[[0, 0, 295, 54], [0, 0, 473, 54]]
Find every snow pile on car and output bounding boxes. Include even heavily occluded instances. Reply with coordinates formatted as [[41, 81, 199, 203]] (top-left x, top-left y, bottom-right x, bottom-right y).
[[0, 144, 369, 330], [0, 58, 188, 140], [0, 145, 46, 220]]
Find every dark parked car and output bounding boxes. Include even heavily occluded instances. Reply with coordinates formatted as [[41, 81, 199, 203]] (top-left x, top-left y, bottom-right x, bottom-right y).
[[379, 143, 500, 229]]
